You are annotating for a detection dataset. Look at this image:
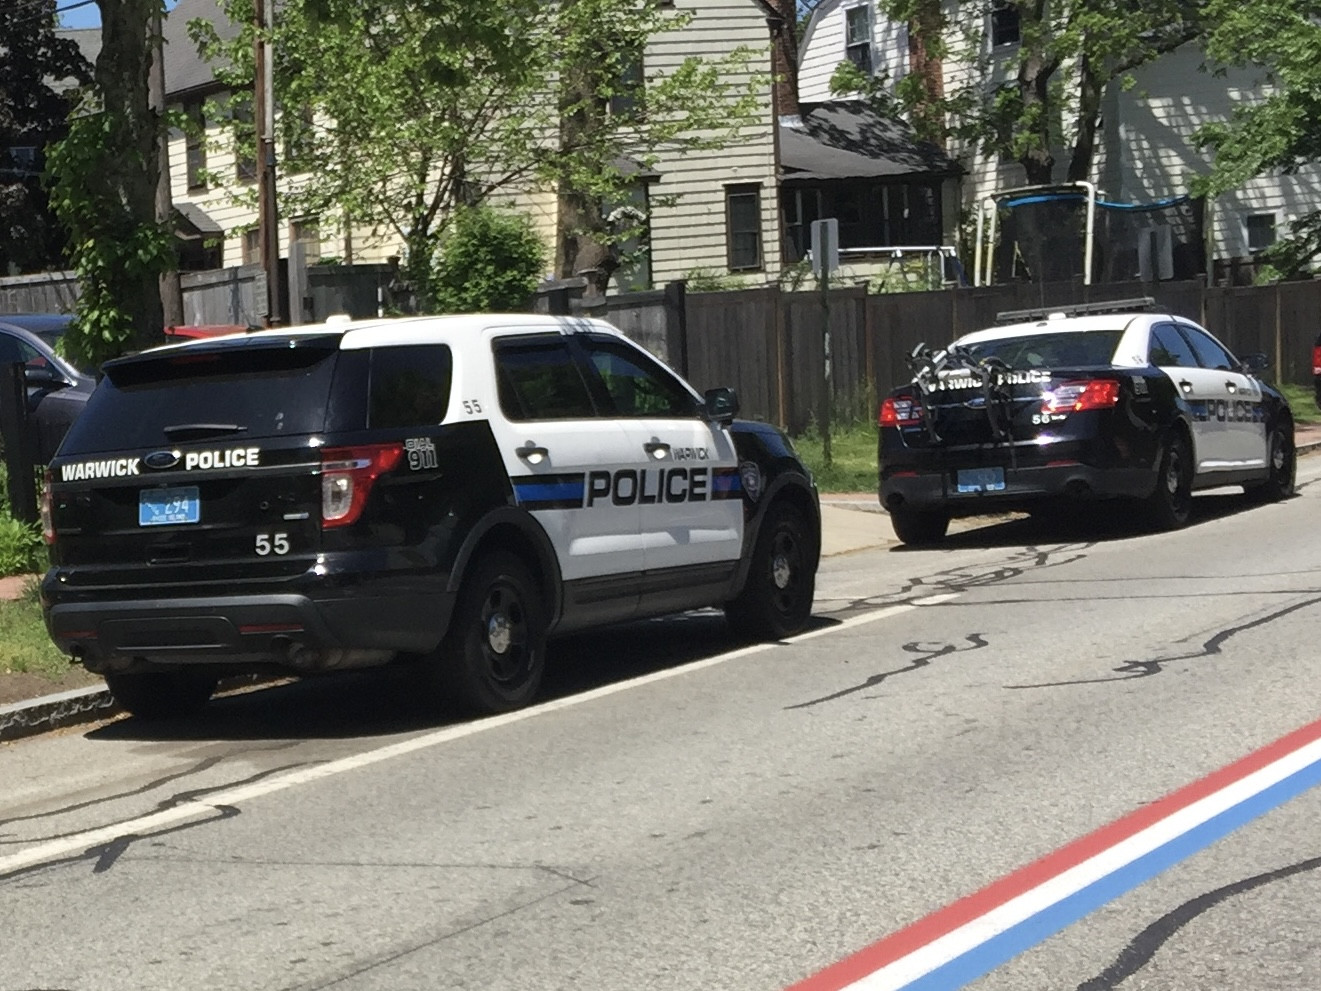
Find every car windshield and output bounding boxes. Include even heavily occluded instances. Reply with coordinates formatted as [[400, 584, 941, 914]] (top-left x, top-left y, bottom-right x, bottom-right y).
[[962, 329, 1123, 369]]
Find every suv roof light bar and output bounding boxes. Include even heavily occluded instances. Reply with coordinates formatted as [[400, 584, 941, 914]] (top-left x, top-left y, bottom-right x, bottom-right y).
[[994, 297, 1160, 325]]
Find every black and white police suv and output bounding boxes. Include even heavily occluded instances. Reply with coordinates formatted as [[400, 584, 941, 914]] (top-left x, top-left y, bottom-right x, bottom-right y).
[[41, 315, 821, 718], [878, 298, 1296, 545]]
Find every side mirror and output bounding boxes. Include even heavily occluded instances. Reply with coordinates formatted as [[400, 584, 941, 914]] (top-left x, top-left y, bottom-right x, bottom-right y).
[[703, 386, 739, 425], [24, 364, 69, 389], [1238, 352, 1270, 373]]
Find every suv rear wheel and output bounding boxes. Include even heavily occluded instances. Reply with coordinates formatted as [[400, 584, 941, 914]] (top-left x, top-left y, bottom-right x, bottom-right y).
[[432, 552, 547, 714], [104, 670, 218, 720], [724, 503, 815, 640]]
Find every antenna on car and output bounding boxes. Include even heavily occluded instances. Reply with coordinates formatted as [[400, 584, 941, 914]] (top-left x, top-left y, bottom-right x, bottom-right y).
[[994, 297, 1159, 325]]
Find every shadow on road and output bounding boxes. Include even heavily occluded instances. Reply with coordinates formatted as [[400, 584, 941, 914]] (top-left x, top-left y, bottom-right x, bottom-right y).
[[86, 612, 840, 744], [889, 489, 1283, 552]]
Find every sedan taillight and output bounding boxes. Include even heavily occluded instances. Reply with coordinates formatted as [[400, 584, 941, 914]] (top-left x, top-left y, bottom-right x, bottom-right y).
[[879, 396, 924, 427], [1041, 379, 1121, 414]]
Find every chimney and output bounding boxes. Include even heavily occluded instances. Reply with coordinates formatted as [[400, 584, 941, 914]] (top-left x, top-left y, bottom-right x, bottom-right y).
[[766, 0, 801, 123]]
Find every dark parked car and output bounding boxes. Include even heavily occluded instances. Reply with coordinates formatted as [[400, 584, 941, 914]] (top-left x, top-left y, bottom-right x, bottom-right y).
[[0, 314, 95, 463]]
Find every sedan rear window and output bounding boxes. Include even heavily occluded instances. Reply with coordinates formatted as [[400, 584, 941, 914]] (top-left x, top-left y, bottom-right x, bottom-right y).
[[964, 330, 1123, 369]]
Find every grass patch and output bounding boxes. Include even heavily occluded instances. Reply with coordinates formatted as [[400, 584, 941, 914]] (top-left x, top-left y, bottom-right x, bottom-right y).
[[792, 420, 878, 493], [1276, 383, 1319, 425], [0, 590, 71, 680]]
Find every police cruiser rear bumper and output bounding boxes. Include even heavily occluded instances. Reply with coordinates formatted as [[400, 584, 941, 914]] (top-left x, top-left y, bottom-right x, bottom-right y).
[[44, 588, 455, 674], [880, 462, 1154, 515]]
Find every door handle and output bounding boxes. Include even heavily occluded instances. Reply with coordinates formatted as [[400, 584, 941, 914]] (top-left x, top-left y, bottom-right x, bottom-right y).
[[1177, 379, 1193, 393], [515, 443, 548, 465], [644, 440, 671, 459]]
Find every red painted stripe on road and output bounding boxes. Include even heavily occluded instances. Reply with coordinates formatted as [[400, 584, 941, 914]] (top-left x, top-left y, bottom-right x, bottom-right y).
[[788, 713, 1321, 991]]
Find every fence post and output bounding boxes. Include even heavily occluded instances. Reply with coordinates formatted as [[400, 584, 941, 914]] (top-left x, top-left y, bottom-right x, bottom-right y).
[[0, 363, 37, 523], [663, 280, 688, 379]]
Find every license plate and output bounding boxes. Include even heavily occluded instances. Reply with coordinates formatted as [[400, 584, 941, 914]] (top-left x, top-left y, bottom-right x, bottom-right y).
[[955, 467, 1006, 493], [139, 486, 200, 526]]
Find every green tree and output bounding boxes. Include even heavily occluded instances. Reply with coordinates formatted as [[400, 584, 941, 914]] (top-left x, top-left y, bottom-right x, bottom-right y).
[[195, 0, 762, 305], [880, 0, 1204, 184], [1194, 0, 1321, 276], [0, 0, 90, 273], [431, 205, 547, 314], [47, 0, 173, 368]]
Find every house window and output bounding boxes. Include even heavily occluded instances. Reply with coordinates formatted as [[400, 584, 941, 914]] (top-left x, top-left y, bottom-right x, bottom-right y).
[[783, 187, 823, 263], [726, 184, 763, 272], [990, 0, 1020, 47], [241, 227, 261, 265], [184, 98, 206, 191], [290, 217, 321, 263], [1245, 213, 1276, 253], [610, 45, 645, 119], [845, 5, 873, 75], [232, 98, 257, 184]]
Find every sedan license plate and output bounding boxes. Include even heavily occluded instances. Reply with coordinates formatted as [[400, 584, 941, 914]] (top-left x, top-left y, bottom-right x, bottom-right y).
[[955, 467, 1006, 494], [139, 486, 200, 526]]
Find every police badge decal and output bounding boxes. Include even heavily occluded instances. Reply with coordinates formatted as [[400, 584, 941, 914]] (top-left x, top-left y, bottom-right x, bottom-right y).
[[739, 461, 762, 502]]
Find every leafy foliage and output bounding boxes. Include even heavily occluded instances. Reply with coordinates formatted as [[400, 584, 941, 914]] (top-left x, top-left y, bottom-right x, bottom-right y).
[[1194, 0, 1321, 276], [430, 206, 547, 314], [0, 0, 90, 273], [193, 0, 763, 303], [46, 0, 173, 368], [880, 0, 1204, 184]]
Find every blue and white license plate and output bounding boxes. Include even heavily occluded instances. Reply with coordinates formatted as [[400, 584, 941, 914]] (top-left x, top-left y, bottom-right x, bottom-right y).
[[139, 486, 200, 526], [955, 467, 1006, 494]]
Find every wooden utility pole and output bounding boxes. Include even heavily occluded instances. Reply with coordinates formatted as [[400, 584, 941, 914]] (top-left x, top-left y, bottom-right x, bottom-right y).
[[253, 0, 282, 325]]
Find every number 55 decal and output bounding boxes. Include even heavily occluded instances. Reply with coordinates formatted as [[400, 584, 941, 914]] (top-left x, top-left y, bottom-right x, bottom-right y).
[[255, 532, 289, 556]]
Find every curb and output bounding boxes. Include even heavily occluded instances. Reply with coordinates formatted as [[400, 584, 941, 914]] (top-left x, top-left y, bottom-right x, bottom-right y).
[[6, 439, 1321, 744]]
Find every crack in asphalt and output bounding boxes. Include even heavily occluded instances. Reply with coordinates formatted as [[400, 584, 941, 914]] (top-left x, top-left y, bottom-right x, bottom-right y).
[[1074, 852, 1321, 990], [787, 634, 990, 709], [279, 872, 598, 991], [0, 760, 313, 883], [1007, 594, 1321, 689], [0, 742, 297, 839]]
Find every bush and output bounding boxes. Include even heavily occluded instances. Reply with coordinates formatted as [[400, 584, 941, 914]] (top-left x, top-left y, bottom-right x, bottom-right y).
[[0, 515, 45, 576], [430, 205, 548, 314]]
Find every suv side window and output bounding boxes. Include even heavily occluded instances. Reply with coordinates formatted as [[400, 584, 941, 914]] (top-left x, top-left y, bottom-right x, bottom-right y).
[[1149, 323, 1200, 368], [369, 345, 453, 428], [579, 334, 699, 418], [494, 336, 598, 421], [1180, 326, 1238, 371]]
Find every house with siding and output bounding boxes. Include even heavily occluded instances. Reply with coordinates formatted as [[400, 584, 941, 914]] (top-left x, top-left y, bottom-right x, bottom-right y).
[[799, 0, 1321, 283], [159, 0, 784, 296]]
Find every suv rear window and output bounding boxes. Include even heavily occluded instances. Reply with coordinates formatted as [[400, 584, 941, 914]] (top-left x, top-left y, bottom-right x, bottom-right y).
[[61, 340, 345, 455]]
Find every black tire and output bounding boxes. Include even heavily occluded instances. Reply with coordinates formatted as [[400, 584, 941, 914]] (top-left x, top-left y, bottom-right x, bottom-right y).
[[1246, 420, 1295, 503], [433, 551, 546, 714], [1144, 431, 1193, 531], [724, 503, 816, 640], [889, 507, 950, 545], [104, 670, 217, 720]]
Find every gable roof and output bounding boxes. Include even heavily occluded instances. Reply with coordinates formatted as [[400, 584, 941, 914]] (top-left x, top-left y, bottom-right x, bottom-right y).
[[164, 0, 240, 97], [780, 100, 963, 181]]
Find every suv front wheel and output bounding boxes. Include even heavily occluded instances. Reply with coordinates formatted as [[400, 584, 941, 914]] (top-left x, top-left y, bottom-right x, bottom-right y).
[[433, 551, 547, 714], [725, 503, 815, 640]]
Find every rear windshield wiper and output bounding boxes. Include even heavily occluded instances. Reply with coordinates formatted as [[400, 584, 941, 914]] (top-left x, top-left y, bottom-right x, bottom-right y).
[[162, 423, 248, 441]]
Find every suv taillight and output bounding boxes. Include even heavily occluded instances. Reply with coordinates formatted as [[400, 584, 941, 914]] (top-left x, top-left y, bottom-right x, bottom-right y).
[[1042, 379, 1122, 414], [320, 443, 404, 528], [40, 468, 54, 545], [879, 396, 923, 427]]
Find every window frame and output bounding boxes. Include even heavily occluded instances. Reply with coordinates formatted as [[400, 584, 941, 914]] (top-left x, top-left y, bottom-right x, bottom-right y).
[[1148, 322, 1201, 369], [725, 183, 764, 273], [183, 98, 207, 191], [990, 0, 1021, 47], [492, 334, 601, 423], [1244, 212, 1276, 254], [573, 332, 701, 419], [844, 4, 874, 75], [1179, 324, 1239, 371]]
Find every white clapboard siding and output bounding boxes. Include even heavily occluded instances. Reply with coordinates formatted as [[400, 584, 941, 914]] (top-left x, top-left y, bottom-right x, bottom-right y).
[[799, 0, 909, 105]]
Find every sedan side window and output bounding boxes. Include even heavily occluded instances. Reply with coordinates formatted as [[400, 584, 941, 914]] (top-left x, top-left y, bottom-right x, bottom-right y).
[[493, 337, 598, 422], [1180, 326, 1238, 371], [578, 335, 699, 418], [1148, 324, 1200, 368]]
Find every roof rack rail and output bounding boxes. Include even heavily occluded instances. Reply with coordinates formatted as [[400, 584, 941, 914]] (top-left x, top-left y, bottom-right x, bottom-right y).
[[995, 297, 1159, 325]]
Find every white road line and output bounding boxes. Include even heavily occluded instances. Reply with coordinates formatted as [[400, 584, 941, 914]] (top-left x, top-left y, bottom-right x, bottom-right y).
[[1, 596, 955, 877]]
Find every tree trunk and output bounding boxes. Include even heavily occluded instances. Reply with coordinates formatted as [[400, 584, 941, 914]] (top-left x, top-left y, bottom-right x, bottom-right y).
[[95, 0, 164, 350], [1015, 0, 1055, 186], [907, 0, 946, 145], [1067, 52, 1102, 184]]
